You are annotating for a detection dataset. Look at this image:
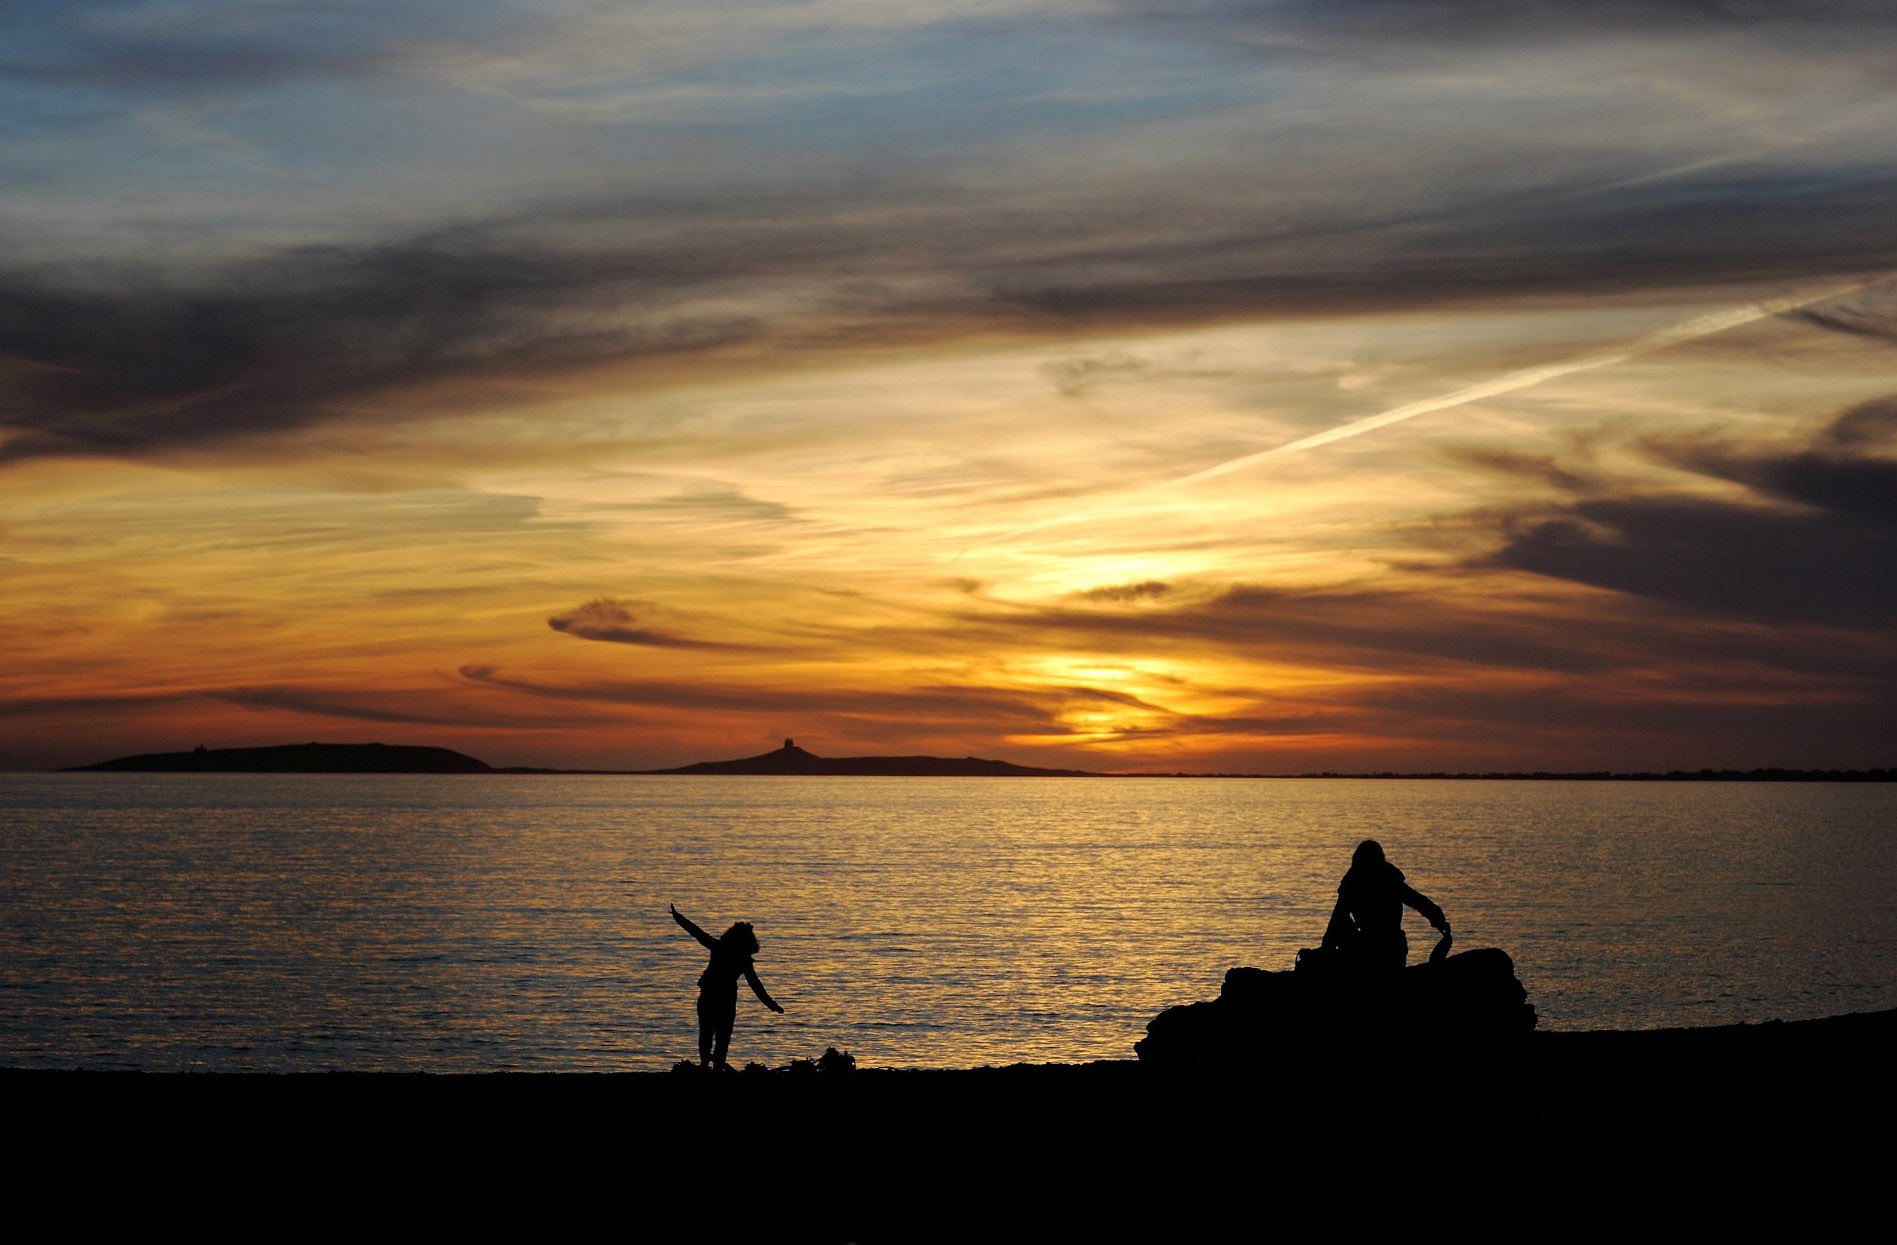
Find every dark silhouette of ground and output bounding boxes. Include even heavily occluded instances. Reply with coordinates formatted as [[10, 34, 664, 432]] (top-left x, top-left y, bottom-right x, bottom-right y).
[[670, 905, 783, 1070], [7, 1006, 1891, 1236]]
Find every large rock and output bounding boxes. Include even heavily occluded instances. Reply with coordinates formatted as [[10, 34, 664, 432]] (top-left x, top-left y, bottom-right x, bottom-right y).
[[1136, 947, 1537, 1070]]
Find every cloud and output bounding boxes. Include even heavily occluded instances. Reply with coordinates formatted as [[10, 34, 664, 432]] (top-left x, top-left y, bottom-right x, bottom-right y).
[[1134, 1, 1897, 45], [213, 684, 590, 729], [12, 0, 1897, 472], [0, 681, 597, 730], [18, 1, 1886, 105], [547, 598, 744, 649], [921, 572, 1895, 765], [1323, 677, 1897, 769], [456, 661, 1186, 733], [1788, 283, 1897, 345], [0, 3, 515, 90], [0, 688, 201, 718], [969, 584, 1630, 675], [1657, 402, 1897, 526], [1042, 352, 1227, 397], [0, 230, 766, 463], [1478, 401, 1897, 625], [1825, 396, 1897, 449], [1490, 499, 1897, 625], [12, 163, 1891, 469], [597, 488, 800, 524], [1438, 447, 1593, 493], [1072, 580, 1172, 603]]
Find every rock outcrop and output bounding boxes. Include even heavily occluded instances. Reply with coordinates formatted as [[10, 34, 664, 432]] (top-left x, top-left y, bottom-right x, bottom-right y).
[[1136, 946, 1537, 1069]]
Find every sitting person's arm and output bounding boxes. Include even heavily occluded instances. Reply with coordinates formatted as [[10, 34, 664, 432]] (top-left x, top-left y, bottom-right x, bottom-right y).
[[1320, 894, 1355, 951], [1401, 885, 1450, 935]]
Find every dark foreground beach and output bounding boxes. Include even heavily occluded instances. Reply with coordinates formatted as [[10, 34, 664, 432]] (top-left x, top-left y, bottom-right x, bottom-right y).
[[10, 1009, 1892, 1238]]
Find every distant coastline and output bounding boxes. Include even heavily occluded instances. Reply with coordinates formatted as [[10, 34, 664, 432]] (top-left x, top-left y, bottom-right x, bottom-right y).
[[58, 739, 1895, 780]]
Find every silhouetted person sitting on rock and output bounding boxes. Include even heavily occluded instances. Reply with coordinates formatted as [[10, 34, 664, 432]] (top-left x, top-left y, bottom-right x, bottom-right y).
[[670, 904, 784, 1070], [1321, 840, 1450, 972]]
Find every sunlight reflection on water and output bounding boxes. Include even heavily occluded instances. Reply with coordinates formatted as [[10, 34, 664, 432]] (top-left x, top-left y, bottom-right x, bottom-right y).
[[1, 774, 1892, 1071]]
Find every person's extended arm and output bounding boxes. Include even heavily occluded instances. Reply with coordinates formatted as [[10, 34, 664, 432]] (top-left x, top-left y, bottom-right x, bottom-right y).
[[1401, 885, 1450, 934], [670, 904, 717, 949], [1321, 894, 1354, 951], [745, 965, 785, 1013]]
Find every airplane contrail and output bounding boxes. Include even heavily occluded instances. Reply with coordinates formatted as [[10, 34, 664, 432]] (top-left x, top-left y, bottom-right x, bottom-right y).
[[1163, 283, 1865, 488], [955, 281, 1871, 556]]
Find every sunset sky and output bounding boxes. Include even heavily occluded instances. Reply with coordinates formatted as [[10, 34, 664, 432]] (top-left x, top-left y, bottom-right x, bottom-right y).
[[4, 2, 1895, 771]]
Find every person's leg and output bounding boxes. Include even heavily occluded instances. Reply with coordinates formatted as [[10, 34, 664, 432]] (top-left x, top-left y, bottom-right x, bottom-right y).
[[696, 994, 714, 1067], [712, 1009, 735, 1069]]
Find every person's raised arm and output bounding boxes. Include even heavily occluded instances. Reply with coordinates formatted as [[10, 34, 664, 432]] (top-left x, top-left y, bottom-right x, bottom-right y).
[[670, 904, 717, 949], [745, 965, 785, 1014], [1401, 885, 1450, 935]]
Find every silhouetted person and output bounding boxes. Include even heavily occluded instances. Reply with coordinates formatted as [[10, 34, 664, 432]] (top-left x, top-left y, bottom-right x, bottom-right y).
[[1321, 840, 1450, 972], [670, 904, 784, 1070]]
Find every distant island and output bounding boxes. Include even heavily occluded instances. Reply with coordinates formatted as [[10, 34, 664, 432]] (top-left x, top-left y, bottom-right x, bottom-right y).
[[642, 738, 1098, 777], [64, 742, 496, 774], [60, 739, 1892, 779]]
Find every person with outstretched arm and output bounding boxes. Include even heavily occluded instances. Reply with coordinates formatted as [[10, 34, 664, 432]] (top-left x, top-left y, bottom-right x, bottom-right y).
[[1320, 839, 1451, 972], [670, 904, 784, 1071]]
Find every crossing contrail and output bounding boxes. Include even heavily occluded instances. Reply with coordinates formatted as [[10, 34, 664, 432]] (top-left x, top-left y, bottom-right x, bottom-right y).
[[1163, 283, 1866, 488]]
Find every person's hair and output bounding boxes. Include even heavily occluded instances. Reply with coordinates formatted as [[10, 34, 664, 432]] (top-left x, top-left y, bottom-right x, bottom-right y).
[[723, 921, 759, 955], [1352, 839, 1385, 870]]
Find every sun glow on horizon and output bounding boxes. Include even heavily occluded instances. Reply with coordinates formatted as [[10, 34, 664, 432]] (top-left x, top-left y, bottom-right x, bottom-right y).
[[9, 286, 1893, 772]]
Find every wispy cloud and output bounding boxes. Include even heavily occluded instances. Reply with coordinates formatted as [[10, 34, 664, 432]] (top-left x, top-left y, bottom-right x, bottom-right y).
[[547, 598, 749, 649], [1477, 399, 1897, 625], [8, 5, 1897, 465]]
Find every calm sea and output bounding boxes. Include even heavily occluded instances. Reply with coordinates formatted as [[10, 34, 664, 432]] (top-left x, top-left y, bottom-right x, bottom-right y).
[[1, 774, 1892, 1072]]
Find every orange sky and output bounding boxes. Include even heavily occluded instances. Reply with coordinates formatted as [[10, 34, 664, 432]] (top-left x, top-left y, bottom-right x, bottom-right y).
[[4, 5, 1895, 771]]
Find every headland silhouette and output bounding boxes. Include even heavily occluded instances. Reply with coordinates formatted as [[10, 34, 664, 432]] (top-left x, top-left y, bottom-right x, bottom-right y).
[[645, 737, 1099, 776]]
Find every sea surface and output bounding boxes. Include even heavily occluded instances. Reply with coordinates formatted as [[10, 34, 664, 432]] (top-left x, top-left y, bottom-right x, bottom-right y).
[[1, 773, 1892, 1072]]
